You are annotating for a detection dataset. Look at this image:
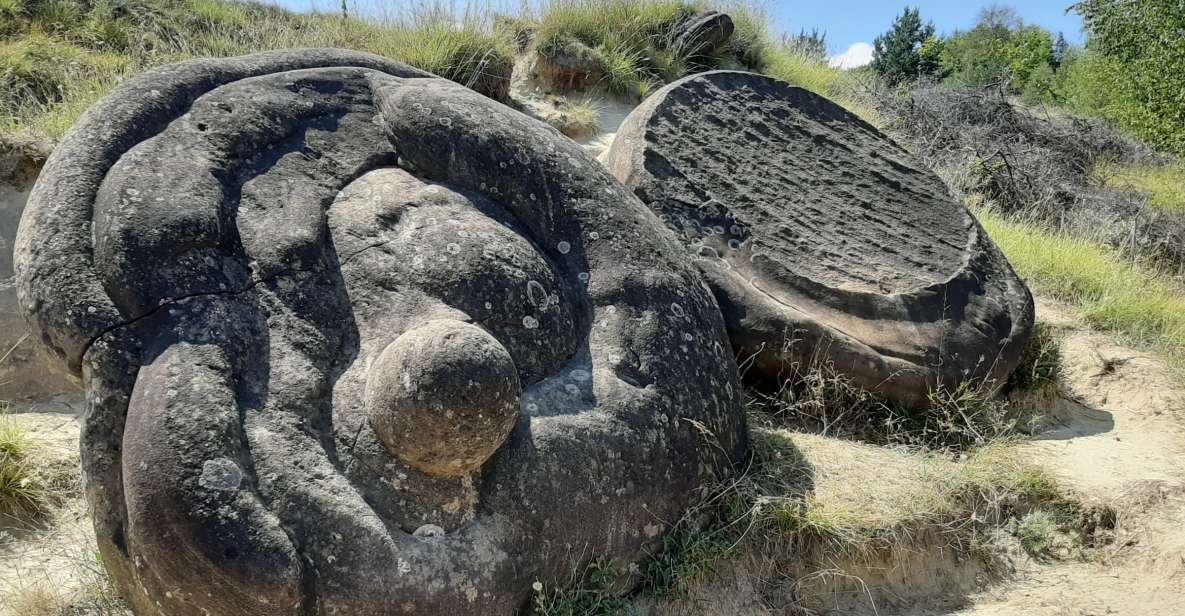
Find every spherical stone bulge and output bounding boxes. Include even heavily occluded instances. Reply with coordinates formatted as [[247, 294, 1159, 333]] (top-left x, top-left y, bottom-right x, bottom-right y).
[[365, 319, 522, 477]]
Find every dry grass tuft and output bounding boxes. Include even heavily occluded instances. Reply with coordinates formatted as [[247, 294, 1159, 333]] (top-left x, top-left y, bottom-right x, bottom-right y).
[[0, 413, 54, 522], [746, 335, 1059, 451], [539, 95, 602, 138], [9, 585, 62, 616]]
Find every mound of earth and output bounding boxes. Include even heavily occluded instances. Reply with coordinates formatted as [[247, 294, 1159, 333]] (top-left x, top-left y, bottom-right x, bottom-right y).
[[604, 70, 1035, 407], [1, 139, 73, 401], [14, 49, 746, 615]]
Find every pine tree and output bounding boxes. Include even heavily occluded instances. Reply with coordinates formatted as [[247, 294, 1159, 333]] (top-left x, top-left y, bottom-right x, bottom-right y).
[[871, 7, 937, 85]]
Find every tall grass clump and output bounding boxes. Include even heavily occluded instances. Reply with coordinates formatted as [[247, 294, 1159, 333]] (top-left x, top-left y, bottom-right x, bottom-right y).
[[0, 413, 52, 521], [978, 208, 1185, 368], [0, 0, 514, 142], [529, 0, 767, 98], [746, 333, 1060, 452]]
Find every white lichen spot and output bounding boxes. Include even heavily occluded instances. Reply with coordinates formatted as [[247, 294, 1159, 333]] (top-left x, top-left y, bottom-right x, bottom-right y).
[[556, 241, 571, 255], [438, 117, 452, 127], [526, 280, 547, 307], [484, 301, 493, 310], [198, 458, 242, 491], [578, 272, 590, 283], [588, 231, 599, 240], [670, 302, 685, 318], [446, 243, 461, 254], [397, 558, 412, 575], [412, 524, 445, 540], [522, 315, 539, 329]]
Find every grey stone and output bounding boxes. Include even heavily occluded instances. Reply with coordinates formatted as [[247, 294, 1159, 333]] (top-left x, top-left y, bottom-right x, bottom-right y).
[[15, 49, 746, 615], [365, 319, 521, 478], [672, 11, 735, 57], [604, 71, 1034, 407]]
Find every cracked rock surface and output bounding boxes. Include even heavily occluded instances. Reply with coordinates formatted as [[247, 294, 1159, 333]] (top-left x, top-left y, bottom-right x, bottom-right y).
[[604, 70, 1034, 407], [15, 49, 746, 615]]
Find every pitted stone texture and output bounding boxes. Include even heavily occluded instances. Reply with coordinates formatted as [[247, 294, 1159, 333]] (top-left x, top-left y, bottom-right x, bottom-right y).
[[604, 71, 1034, 407], [15, 50, 746, 615]]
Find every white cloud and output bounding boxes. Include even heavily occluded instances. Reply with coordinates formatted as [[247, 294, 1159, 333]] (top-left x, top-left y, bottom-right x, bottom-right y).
[[828, 42, 874, 70]]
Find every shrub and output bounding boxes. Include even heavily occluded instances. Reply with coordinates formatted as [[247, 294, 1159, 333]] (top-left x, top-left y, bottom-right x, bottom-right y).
[[874, 83, 1185, 268], [1073, 0, 1185, 156]]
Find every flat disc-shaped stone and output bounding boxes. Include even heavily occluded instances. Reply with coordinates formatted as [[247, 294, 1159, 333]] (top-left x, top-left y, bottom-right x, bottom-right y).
[[604, 70, 1034, 406]]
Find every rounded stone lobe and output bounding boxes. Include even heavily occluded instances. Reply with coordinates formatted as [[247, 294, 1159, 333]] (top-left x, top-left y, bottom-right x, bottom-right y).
[[365, 319, 521, 477]]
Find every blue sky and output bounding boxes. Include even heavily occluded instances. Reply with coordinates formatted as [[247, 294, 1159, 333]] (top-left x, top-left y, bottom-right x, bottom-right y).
[[274, 1, 1086, 68], [769, 1, 1085, 53]]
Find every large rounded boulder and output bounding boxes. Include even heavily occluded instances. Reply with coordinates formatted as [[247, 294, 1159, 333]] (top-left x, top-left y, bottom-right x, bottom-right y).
[[604, 70, 1034, 407], [15, 49, 746, 615]]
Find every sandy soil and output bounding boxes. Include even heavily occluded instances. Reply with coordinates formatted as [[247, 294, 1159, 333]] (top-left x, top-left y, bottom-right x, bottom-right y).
[[507, 60, 635, 161], [0, 397, 100, 615], [942, 298, 1185, 616]]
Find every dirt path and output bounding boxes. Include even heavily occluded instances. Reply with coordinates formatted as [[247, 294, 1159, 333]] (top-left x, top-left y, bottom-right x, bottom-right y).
[[947, 299, 1185, 616]]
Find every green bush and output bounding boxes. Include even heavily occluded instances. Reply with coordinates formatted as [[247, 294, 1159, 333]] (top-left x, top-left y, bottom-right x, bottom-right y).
[[1073, 0, 1185, 155], [941, 22, 1055, 93]]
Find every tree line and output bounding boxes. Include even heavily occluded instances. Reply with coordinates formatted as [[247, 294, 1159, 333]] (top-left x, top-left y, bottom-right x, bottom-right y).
[[869, 1, 1185, 156]]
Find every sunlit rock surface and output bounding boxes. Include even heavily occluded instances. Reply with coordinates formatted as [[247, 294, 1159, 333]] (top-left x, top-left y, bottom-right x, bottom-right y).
[[604, 70, 1034, 407], [15, 49, 746, 615]]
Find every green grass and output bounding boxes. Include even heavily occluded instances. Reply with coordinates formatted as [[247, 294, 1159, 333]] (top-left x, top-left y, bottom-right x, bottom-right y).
[[1097, 163, 1185, 213], [0, 0, 886, 142], [761, 48, 883, 127], [0, 414, 52, 521], [0, 0, 514, 142], [528, 0, 767, 98], [977, 208, 1185, 369], [530, 558, 634, 616]]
